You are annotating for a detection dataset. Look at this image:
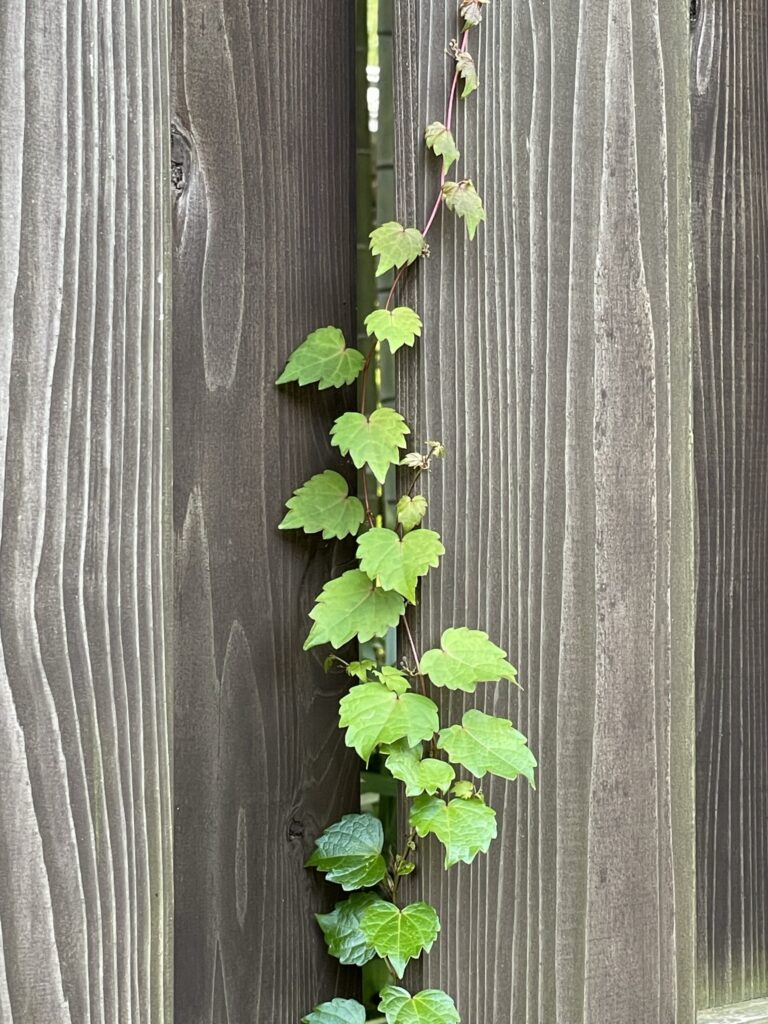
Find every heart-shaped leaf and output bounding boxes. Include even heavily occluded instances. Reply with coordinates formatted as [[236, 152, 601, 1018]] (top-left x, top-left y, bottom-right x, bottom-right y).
[[339, 683, 439, 763], [306, 814, 387, 891], [419, 627, 517, 692], [397, 495, 428, 533], [331, 408, 410, 485], [304, 570, 405, 650], [280, 471, 365, 540], [360, 901, 440, 978], [365, 306, 423, 354], [277, 326, 364, 389], [369, 222, 426, 276], [357, 527, 444, 603], [379, 986, 461, 1024], [437, 709, 536, 785], [409, 795, 497, 868]]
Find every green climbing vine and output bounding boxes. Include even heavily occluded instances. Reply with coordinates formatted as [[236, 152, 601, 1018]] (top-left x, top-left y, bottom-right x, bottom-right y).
[[278, 4, 535, 1021]]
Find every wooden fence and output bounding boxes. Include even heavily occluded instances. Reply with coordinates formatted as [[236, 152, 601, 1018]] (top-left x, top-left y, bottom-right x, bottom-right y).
[[0, 1, 766, 1022]]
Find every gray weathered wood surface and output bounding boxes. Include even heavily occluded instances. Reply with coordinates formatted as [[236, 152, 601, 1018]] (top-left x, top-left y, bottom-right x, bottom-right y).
[[394, 2, 696, 1021], [692, 0, 768, 1009], [0, 0, 173, 1020], [171, 1, 360, 1019]]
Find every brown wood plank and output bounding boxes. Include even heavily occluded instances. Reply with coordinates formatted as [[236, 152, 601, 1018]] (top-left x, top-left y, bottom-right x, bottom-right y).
[[393, 2, 695, 1021], [0, 0, 173, 1020], [171, 2, 360, 1020], [691, 0, 768, 1008]]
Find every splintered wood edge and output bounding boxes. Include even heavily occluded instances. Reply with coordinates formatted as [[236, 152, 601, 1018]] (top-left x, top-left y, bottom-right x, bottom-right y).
[[698, 1000, 768, 1024]]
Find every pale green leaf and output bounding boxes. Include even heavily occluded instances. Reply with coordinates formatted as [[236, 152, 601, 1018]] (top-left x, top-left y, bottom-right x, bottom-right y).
[[339, 683, 439, 763], [441, 180, 485, 240], [277, 327, 364, 390], [360, 901, 440, 978], [316, 892, 386, 966], [331, 408, 410, 485], [397, 495, 428, 533], [379, 986, 461, 1024], [279, 471, 365, 540], [409, 795, 497, 868], [357, 527, 444, 603], [451, 780, 475, 800], [437, 709, 537, 785], [460, 0, 490, 28], [306, 813, 387, 891], [365, 307, 423, 354], [419, 627, 517, 692], [302, 998, 367, 1024], [455, 50, 478, 98], [304, 570, 406, 650], [376, 665, 411, 695], [346, 659, 377, 682], [384, 742, 455, 797], [425, 122, 460, 173], [369, 222, 426, 277]]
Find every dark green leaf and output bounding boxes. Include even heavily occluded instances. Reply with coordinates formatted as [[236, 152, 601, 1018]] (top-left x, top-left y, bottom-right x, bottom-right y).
[[437, 709, 537, 785], [339, 683, 439, 763], [302, 998, 367, 1024], [306, 814, 387, 891], [331, 408, 410, 485], [304, 570, 406, 650], [360, 901, 440, 978], [441, 180, 486, 240], [357, 527, 444, 603], [369, 222, 426, 277], [409, 794, 497, 868], [316, 892, 386, 966], [279, 471, 365, 540], [419, 627, 517, 692], [277, 327, 364, 389], [365, 307, 423, 354]]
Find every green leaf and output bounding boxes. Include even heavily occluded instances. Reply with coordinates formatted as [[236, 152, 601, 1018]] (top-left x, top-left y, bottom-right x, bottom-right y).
[[279, 471, 365, 541], [437, 709, 537, 785], [384, 742, 455, 797], [419, 627, 517, 692], [277, 327, 364, 390], [441, 180, 486, 240], [451, 780, 475, 800], [397, 495, 428, 533], [455, 50, 478, 98], [316, 892, 386, 966], [365, 307, 423, 354], [304, 570, 406, 650], [346, 659, 377, 682], [302, 998, 367, 1024], [409, 795, 497, 868], [460, 0, 490, 28], [306, 813, 387, 891], [425, 122, 460, 173], [379, 986, 461, 1024], [376, 665, 411, 695], [360, 901, 440, 978], [331, 408, 410, 485], [370, 222, 426, 277], [357, 527, 444, 603], [339, 683, 439, 763]]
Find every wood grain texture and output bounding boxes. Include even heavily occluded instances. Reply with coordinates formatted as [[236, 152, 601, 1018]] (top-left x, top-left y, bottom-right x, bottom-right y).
[[0, 0, 173, 1021], [394, 1, 695, 1021], [171, 2, 360, 1020], [691, 0, 768, 1009]]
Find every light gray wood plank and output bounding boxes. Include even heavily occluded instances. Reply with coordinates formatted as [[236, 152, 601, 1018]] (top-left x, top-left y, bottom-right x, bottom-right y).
[[394, 1, 695, 1021]]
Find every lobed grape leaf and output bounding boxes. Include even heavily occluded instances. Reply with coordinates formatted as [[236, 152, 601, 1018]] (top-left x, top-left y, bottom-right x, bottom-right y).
[[441, 180, 486, 240], [277, 327, 364, 390], [365, 306, 423, 354], [306, 813, 387, 891], [304, 570, 406, 650], [360, 901, 440, 978], [419, 627, 517, 692], [279, 471, 365, 540], [331, 408, 410, 485], [437, 709, 537, 785], [370, 222, 426, 277], [357, 527, 444, 603], [425, 121, 460, 173], [409, 794, 497, 868], [316, 892, 385, 966], [339, 682, 439, 763], [302, 999, 367, 1024], [346, 659, 377, 682], [379, 986, 461, 1024], [397, 495, 428, 533], [383, 741, 455, 797], [460, 0, 490, 28], [376, 665, 411, 695], [455, 49, 478, 98]]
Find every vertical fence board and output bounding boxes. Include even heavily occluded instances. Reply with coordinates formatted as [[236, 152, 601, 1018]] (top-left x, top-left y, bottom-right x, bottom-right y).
[[171, 2, 359, 1020], [394, 2, 695, 1022], [692, 0, 768, 1009], [0, 0, 173, 1021]]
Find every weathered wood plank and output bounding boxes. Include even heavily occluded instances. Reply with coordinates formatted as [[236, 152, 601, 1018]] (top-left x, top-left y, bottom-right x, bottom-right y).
[[171, 2, 360, 1020], [691, 0, 768, 1008], [394, 2, 695, 1021], [0, 0, 173, 1021]]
